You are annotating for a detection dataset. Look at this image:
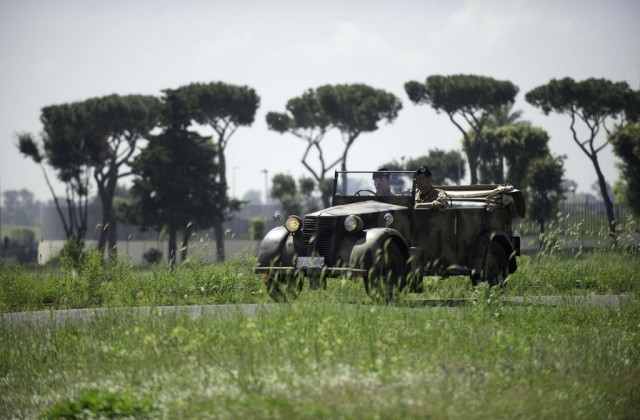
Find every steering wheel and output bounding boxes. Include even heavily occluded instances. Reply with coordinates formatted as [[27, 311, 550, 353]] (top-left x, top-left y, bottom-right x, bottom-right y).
[[354, 189, 376, 196]]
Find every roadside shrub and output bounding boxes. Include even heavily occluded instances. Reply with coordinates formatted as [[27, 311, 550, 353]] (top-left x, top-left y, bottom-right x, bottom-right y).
[[8, 228, 36, 246], [59, 239, 85, 269], [43, 389, 154, 419], [143, 248, 163, 265]]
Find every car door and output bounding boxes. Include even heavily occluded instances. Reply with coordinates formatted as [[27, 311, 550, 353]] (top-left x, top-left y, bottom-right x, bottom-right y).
[[412, 207, 457, 269]]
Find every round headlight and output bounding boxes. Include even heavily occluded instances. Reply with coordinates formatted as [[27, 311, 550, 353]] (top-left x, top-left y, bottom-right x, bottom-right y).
[[285, 216, 302, 233], [344, 215, 363, 232], [383, 212, 394, 227]]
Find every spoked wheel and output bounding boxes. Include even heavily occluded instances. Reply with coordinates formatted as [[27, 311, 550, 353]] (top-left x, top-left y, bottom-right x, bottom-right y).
[[265, 269, 304, 302], [364, 239, 406, 304], [481, 241, 509, 287], [308, 270, 327, 290], [406, 261, 425, 293]]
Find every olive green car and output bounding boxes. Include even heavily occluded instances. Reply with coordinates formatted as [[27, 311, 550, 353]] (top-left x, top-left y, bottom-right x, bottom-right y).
[[255, 170, 525, 302]]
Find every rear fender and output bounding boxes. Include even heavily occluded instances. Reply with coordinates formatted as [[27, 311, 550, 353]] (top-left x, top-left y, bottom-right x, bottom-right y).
[[348, 228, 409, 270]]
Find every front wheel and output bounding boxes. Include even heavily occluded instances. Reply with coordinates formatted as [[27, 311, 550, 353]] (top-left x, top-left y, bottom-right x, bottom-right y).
[[364, 239, 406, 304], [265, 267, 304, 302]]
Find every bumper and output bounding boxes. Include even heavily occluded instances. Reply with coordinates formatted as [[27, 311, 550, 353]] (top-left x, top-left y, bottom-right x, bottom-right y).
[[254, 266, 368, 277]]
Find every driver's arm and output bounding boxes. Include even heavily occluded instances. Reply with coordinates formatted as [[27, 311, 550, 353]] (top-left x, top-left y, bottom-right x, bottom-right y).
[[415, 190, 449, 209], [434, 190, 449, 208]]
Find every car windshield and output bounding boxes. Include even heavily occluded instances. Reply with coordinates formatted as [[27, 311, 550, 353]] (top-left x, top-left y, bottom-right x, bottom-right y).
[[334, 171, 415, 197]]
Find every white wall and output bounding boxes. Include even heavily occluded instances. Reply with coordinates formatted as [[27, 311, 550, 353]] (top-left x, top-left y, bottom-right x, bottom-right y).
[[38, 239, 259, 265]]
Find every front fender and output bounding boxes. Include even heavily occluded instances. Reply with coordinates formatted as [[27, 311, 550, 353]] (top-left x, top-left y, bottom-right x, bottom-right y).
[[348, 227, 409, 270], [257, 226, 295, 266]]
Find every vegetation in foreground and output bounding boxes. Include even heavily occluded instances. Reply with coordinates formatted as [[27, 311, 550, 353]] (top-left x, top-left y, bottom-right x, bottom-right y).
[[1, 297, 639, 418], [1, 247, 640, 313], [2, 246, 639, 418]]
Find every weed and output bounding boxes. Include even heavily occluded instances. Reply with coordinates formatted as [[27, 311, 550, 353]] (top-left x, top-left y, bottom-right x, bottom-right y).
[[43, 388, 154, 419]]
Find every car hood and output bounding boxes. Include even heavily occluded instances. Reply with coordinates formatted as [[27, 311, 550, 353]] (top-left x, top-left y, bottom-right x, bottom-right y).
[[306, 200, 407, 217]]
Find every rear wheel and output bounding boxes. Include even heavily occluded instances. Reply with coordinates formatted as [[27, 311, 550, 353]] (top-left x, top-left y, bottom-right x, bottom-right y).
[[407, 263, 424, 293], [481, 241, 508, 287], [308, 270, 327, 290], [365, 239, 406, 304]]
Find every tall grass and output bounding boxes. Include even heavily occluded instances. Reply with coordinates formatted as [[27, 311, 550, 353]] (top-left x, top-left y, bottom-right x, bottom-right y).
[[2, 220, 639, 418], [2, 248, 640, 313], [0, 252, 266, 313], [1, 214, 638, 313], [1, 300, 639, 418]]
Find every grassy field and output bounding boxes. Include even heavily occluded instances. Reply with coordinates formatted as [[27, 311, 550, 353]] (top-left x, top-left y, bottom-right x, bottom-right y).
[[1, 247, 640, 418], [2, 298, 639, 418], [1, 250, 640, 313]]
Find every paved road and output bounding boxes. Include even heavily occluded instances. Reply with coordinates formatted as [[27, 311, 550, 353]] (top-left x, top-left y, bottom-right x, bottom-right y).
[[406, 294, 636, 307], [0, 304, 274, 327], [1, 294, 635, 327]]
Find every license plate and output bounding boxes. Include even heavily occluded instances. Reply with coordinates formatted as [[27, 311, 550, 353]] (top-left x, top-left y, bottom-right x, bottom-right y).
[[296, 256, 325, 269]]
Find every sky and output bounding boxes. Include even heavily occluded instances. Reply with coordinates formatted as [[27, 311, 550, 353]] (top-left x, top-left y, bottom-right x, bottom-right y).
[[1, 0, 639, 202]]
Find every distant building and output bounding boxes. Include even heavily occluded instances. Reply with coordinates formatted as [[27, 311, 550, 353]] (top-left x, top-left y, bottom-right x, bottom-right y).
[[39, 201, 281, 241], [39, 201, 157, 241], [226, 203, 281, 238]]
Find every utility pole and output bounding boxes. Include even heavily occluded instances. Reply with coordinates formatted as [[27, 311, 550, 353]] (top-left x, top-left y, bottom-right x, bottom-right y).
[[261, 169, 269, 205]]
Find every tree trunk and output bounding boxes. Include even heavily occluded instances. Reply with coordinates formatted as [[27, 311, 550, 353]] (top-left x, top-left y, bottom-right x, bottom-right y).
[[97, 198, 112, 256], [213, 219, 225, 262], [462, 133, 479, 184], [321, 190, 331, 208], [339, 138, 354, 195], [107, 220, 118, 260], [96, 174, 118, 260], [468, 158, 478, 184], [168, 224, 178, 269], [591, 155, 616, 238], [180, 224, 192, 261], [215, 145, 227, 262]]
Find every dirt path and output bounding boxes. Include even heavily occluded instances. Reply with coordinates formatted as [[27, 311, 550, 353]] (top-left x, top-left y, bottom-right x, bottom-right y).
[[1, 294, 635, 326]]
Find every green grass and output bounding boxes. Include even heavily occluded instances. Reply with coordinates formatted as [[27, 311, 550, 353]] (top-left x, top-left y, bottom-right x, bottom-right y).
[[2, 246, 640, 418], [1, 249, 640, 313], [509, 253, 640, 296], [1, 299, 639, 418], [0, 253, 267, 313]]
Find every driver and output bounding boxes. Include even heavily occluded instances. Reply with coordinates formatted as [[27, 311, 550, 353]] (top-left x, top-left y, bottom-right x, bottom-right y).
[[373, 167, 392, 196], [415, 166, 449, 208]]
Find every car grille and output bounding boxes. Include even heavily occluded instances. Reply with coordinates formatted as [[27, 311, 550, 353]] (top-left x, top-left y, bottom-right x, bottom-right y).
[[302, 216, 336, 258]]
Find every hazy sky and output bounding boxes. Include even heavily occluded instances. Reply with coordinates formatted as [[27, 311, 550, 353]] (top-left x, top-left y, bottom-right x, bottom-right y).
[[1, 0, 639, 201]]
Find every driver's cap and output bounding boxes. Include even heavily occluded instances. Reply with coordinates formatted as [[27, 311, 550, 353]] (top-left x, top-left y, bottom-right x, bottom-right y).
[[416, 166, 432, 177]]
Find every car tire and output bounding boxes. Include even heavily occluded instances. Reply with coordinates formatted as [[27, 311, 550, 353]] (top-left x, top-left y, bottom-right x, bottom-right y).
[[365, 239, 406, 303], [265, 264, 304, 303], [407, 266, 424, 293], [308, 271, 327, 290], [481, 241, 508, 287]]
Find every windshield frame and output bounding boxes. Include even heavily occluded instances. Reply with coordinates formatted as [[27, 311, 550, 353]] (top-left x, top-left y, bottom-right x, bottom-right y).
[[332, 170, 417, 202]]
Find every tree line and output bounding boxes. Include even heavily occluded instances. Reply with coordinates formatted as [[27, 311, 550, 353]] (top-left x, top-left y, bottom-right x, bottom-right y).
[[17, 75, 640, 265], [18, 83, 259, 267], [269, 75, 639, 235]]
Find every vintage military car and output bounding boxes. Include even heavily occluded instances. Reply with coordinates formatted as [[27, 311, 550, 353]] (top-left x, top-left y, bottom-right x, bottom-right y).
[[255, 170, 525, 302]]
